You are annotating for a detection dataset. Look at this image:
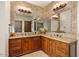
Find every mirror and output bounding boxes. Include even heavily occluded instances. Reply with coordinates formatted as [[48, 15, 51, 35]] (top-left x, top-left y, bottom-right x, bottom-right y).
[[60, 10, 71, 33], [10, 8, 51, 33], [33, 20, 51, 32], [10, 10, 71, 34], [10, 9, 71, 34], [51, 9, 72, 33], [10, 2, 72, 34]]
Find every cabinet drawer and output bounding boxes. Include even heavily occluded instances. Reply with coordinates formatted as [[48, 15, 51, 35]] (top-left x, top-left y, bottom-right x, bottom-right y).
[[9, 48, 22, 57], [55, 41, 69, 57], [9, 39, 21, 44], [55, 41, 68, 50], [9, 46, 21, 50], [9, 39, 21, 47], [55, 49, 66, 57]]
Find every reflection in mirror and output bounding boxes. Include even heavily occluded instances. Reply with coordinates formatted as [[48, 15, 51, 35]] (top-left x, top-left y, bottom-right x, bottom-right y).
[[14, 20, 32, 33], [11, 6, 71, 35], [51, 13, 62, 33], [60, 10, 71, 33], [11, 9, 71, 34], [14, 20, 22, 33], [24, 21, 32, 32], [51, 10, 71, 33], [34, 20, 50, 32], [37, 22, 44, 31]]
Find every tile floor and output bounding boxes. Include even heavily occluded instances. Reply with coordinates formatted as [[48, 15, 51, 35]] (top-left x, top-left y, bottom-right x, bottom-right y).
[[21, 50, 49, 57]]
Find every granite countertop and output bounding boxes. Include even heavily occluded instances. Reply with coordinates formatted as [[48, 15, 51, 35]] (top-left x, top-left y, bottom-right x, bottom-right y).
[[41, 34, 77, 43], [9, 34, 77, 43], [9, 34, 41, 39]]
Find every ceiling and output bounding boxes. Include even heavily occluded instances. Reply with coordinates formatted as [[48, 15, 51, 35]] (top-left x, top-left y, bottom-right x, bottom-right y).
[[26, 1, 52, 7]]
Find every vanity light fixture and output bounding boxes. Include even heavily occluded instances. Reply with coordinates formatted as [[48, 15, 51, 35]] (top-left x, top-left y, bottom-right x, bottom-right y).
[[18, 7, 32, 14], [53, 1, 67, 11]]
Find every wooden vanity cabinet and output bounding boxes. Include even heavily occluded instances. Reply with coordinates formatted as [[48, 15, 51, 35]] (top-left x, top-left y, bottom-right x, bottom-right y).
[[54, 40, 77, 57], [9, 39, 22, 57], [21, 36, 41, 55], [41, 36, 55, 56], [9, 36, 41, 57], [40, 36, 77, 57], [9, 36, 77, 57]]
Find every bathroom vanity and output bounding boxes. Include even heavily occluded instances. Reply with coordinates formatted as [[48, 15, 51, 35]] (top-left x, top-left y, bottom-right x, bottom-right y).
[[9, 34, 77, 57]]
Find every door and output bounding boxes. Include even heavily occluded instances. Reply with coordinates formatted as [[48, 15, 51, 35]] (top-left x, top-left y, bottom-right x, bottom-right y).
[[24, 21, 31, 32], [49, 39, 55, 56]]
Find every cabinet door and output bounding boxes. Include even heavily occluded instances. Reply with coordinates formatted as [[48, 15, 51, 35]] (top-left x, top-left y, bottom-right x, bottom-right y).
[[41, 37, 48, 53], [46, 38, 50, 55], [41, 36, 43, 50], [28, 38, 33, 52], [22, 38, 30, 54], [41, 36, 45, 51], [43, 39, 47, 53], [32, 36, 41, 51], [49, 39, 55, 56], [22, 37, 41, 55], [55, 41, 69, 57], [9, 39, 22, 57], [43, 37, 55, 56]]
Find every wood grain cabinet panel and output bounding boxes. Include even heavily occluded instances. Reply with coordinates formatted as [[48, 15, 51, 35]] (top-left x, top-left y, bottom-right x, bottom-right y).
[[21, 38, 31, 54], [49, 39, 55, 56], [55, 41, 69, 57], [41, 36, 55, 56], [41, 36, 48, 53], [9, 39, 22, 57], [21, 36, 41, 55], [32, 36, 41, 50], [28, 38, 34, 52]]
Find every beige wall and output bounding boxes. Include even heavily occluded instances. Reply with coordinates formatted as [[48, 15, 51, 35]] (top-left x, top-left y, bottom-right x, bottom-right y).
[[77, 2, 79, 56], [0, 1, 10, 56], [71, 1, 77, 40]]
